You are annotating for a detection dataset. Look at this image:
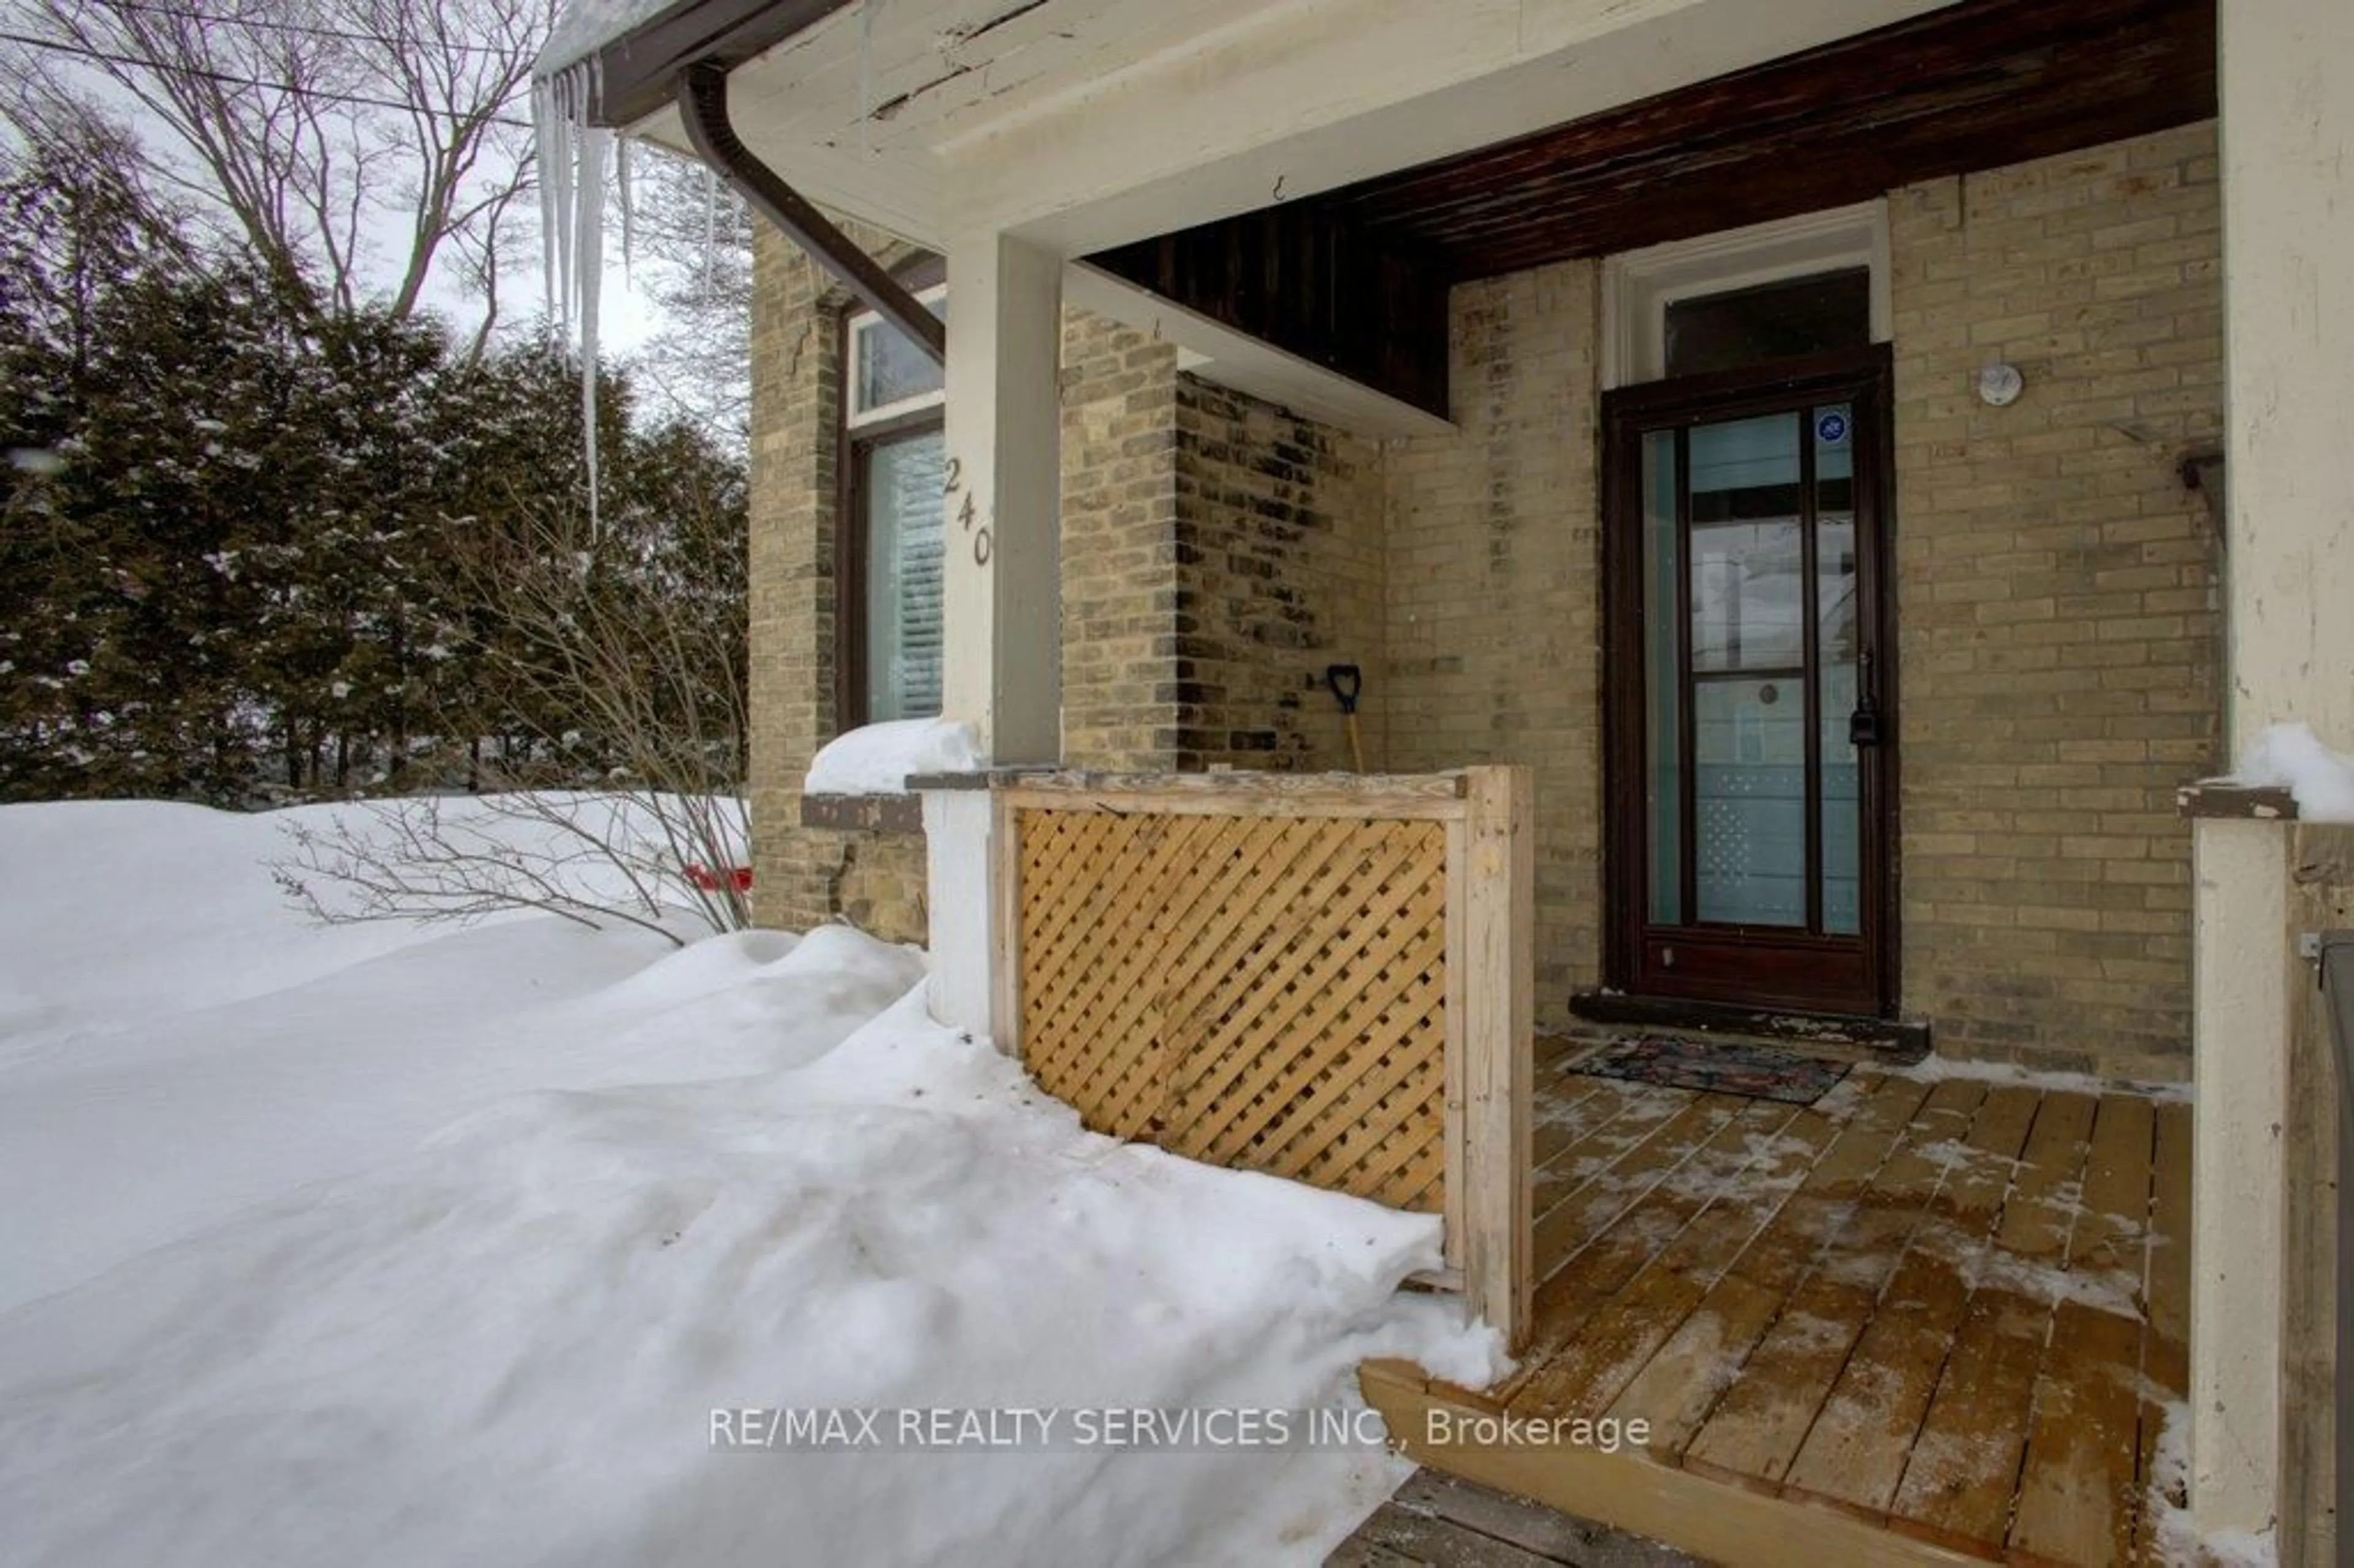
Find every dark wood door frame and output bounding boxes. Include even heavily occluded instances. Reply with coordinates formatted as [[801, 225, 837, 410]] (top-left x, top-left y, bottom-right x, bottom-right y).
[[1599, 344, 1901, 1018]]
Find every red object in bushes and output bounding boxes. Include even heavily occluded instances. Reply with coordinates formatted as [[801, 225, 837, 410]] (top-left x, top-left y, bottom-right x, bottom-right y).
[[687, 864, 753, 893]]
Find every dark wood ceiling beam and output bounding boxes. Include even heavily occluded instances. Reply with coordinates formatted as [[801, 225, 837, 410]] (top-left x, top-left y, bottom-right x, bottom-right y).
[[1306, 0, 2214, 278], [1320, 0, 2205, 216]]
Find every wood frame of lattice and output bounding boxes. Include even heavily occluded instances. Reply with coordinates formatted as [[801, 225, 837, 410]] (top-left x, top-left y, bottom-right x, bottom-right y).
[[991, 767, 1533, 1349]]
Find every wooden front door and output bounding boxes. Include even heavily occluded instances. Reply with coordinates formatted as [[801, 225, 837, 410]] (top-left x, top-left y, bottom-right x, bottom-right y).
[[1602, 347, 1897, 1016]]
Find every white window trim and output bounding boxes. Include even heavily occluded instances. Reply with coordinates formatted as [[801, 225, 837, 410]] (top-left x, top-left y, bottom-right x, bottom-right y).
[[845, 283, 948, 430], [1601, 202, 1890, 390]]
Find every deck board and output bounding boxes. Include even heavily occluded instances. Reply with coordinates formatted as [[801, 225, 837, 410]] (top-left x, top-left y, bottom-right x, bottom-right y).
[[1530, 1086, 1720, 1234], [1889, 1090, 2099, 1552], [2133, 1099, 2193, 1565], [1778, 1083, 2041, 1517], [1602, 1073, 1930, 1456], [1497, 1095, 1767, 1401], [1376, 1057, 2188, 1568], [1682, 1078, 1983, 1490], [2007, 1093, 2157, 1566], [1509, 1099, 1830, 1421]]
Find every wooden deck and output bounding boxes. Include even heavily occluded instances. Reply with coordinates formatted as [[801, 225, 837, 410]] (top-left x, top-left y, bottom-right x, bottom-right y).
[[1363, 1037, 2192, 1567], [1330, 1470, 1699, 1567]]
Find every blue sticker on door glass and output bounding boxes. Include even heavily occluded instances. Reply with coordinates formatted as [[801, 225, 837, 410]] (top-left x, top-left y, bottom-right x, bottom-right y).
[[1815, 411, 1851, 446]]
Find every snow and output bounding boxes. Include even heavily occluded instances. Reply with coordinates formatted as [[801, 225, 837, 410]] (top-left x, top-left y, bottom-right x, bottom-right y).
[[539, 0, 678, 77], [806, 718, 984, 796], [2225, 720, 2354, 821], [1886, 1051, 2193, 1103], [2143, 1400, 2280, 1567], [0, 798, 1495, 1566]]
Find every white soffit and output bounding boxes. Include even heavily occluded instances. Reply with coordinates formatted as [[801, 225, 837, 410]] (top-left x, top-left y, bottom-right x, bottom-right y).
[[692, 0, 1955, 257]]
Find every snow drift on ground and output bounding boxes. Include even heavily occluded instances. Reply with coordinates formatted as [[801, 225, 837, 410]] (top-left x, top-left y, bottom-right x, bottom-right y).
[[0, 798, 1494, 1567], [805, 717, 985, 795], [2226, 720, 2354, 820]]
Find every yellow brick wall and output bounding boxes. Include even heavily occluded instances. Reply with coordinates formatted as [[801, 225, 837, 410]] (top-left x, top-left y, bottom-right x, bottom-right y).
[[1175, 379, 1388, 772], [1382, 261, 1607, 1023], [1060, 312, 1183, 770], [746, 220, 861, 937], [1889, 121, 2223, 1079]]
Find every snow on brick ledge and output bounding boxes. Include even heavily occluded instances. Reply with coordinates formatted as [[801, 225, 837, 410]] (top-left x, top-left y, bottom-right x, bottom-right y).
[[2225, 721, 2354, 821], [803, 719, 981, 797]]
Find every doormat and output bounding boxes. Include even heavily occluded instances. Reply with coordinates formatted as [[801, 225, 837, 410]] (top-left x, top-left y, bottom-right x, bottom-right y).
[[1575, 1035, 1851, 1105]]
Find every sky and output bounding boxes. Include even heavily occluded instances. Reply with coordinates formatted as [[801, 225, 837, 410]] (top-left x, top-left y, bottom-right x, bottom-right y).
[[13, 7, 663, 356]]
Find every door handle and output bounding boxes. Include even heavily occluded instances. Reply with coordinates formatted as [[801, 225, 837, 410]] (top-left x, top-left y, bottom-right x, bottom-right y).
[[1848, 648, 1883, 748]]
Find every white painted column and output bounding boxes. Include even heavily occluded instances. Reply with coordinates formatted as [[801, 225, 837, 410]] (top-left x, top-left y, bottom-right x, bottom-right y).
[[940, 229, 1064, 766], [2190, 818, 2290, 1532], [2219, 0, 2354, 753], [923, 230, 1059, 1040], [2195, 0, 2354, 1534], [920, 787, 998, 1040]]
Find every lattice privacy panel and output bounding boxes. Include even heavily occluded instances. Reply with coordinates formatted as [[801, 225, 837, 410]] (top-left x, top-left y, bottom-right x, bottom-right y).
[[1016, 808, 1449, 1212]]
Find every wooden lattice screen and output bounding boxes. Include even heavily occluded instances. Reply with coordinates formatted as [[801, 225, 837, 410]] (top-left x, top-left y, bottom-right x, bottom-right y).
[[989, 768, 1534, 1347]]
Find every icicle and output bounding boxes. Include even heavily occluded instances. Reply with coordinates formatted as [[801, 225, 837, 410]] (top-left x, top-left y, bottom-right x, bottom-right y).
[[576, 92, 608, 537], [534, 73, 567, 330], [530, 53, 612, 535], [615, 135, 635, 285]]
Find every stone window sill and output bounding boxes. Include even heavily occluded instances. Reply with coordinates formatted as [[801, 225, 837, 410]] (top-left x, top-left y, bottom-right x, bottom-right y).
[[799, 793, 923, 834]]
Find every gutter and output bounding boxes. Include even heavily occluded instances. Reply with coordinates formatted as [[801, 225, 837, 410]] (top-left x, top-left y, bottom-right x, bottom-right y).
[[570, 0, 855, 130], [676, 61, 945, 365]]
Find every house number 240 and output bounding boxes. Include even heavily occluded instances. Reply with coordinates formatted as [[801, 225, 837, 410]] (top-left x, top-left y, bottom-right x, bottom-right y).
[[942, 457, 989, 566]]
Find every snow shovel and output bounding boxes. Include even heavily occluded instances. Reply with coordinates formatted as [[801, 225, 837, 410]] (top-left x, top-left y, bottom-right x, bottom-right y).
[[1325, 664, 1365, 773]]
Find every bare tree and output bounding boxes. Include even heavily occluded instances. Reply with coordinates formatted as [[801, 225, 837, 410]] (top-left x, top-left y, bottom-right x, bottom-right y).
[[275, 465, 754, 943], [614, 143, 755, 446], [0, 0, 556, 349], [273, 788, 748, 946]]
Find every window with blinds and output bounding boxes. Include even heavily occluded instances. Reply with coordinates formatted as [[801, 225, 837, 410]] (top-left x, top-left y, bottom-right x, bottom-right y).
[[845, 284, 947, 724], [859, 428, 945, 721]]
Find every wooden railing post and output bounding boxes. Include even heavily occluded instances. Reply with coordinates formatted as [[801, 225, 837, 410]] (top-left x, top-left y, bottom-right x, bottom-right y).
[[988, 784, 1023, 1056], [1455, 764, 1534, 1352]]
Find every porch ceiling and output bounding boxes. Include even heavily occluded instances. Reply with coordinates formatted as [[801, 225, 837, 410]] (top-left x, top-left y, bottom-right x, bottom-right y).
[[1306, 0, 2219, 282], [1083, 0, 2215, 413]]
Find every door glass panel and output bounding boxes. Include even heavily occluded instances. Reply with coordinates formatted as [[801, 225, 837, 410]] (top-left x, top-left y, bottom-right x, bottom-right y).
[[1687, 411, 1805, 926], [1814, 403, 1861, 934], [1689, 414, 1804, 673], [864, 428, 947, 721], [1693, 677, 1807, 926], [1642, 431, 1682, 924]]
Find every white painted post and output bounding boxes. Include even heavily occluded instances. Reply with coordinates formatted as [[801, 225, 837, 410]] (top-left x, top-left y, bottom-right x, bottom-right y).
[[2197, 0, 2354, 1534], [2219, 0, 2354, 755], [920, 787, 997, 1039], [2190, 818, 2291, 1532], [940, 229, 1064, 767], [922, 229, 1059, 1042]]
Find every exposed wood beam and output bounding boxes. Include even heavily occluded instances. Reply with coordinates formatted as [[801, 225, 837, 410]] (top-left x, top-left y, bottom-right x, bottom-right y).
[[1318, 0, 2216, 280], [677, 61, 947, 365]]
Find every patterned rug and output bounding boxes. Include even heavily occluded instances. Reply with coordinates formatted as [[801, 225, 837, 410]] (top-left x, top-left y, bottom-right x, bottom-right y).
[[1574, 1035, 1851, 1105]]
